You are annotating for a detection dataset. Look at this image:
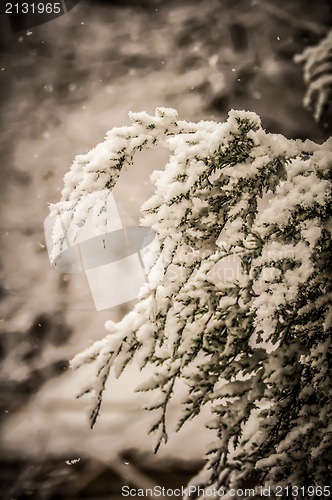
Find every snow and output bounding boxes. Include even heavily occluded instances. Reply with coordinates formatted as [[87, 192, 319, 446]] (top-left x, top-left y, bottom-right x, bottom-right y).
[[1, 6, 330, 489], [300, 219, 322, 248], [1, 62, 225, 466], [295, 29, 332, 120]]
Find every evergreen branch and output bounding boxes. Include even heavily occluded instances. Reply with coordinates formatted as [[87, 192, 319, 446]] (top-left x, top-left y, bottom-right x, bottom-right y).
[[59, 108, 332, 494], [295, 29, 332, 121]]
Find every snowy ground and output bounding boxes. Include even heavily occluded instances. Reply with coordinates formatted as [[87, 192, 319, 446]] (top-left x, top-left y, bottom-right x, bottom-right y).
[[0, 0, 330, 496]]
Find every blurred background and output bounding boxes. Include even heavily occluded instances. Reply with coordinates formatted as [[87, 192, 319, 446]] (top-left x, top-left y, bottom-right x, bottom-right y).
[[0, 0, 331, 498]]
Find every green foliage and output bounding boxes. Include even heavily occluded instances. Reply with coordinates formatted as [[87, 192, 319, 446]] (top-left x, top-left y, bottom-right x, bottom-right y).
[[295, 29, 332, 121], [67, 108, 331, 497]]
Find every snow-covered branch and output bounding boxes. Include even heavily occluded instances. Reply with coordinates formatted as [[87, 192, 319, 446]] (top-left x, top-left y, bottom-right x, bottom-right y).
[[49, 108, 332, 496]]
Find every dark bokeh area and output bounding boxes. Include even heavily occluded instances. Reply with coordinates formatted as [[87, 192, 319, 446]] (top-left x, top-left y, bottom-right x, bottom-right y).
[[0, 0, 331, 498]]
